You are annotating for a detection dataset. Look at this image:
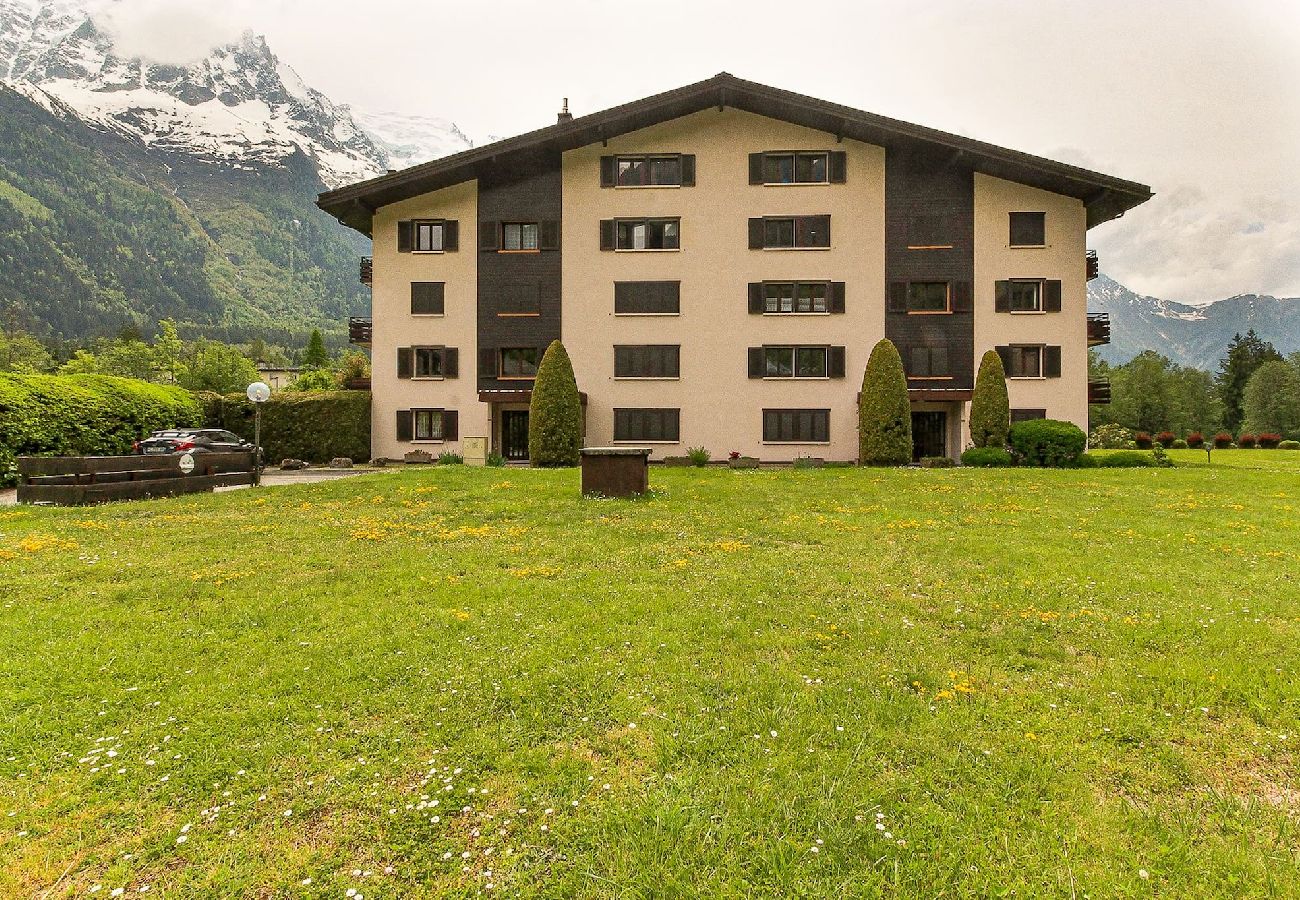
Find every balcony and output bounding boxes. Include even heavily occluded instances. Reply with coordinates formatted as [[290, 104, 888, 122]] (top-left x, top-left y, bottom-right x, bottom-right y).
[[360, 256, 373, 286], [348, 316, 372, 347], [1086, 249, 1099, 281], [1087, 312, 1111, 347], [1088, 376, 1111, 405]]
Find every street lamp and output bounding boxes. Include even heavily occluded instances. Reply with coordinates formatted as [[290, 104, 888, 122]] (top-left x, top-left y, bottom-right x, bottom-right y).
[[247, 381, 270, 485]]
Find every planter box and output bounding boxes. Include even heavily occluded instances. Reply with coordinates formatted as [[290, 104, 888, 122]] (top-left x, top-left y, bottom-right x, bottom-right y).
[[581, 447, 651, 497], [728, 457, 760, 469]]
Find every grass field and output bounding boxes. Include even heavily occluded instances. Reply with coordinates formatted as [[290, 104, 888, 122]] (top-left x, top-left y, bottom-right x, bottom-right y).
[[1, 451, 1298, 897]]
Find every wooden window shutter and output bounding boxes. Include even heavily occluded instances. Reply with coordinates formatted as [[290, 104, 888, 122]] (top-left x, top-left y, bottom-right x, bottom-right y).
[[910, 346, 929, 377], [443, 220, 459, 252], [747, 347, 764, 378], [478, 348, 496, 377], [932, 346, 950, 376], [995, 345, 1012, 371], [397, 347, 413, 379], [828, 346, 846, 378], [680, 154, 696, 186], [479, 221, 499, 252], [540, 220, 561, 251], [748, 283, 764, 314], [888, 281, 908, 313], [816, 215, 831, 247], [443, 347, 459, 378], [748, 153, 764, 184], [396, 410, 413, 441], [441, 410, 459, 441], [411, 282, 445, 315], [828, 151, 847, 183], [952, 281, 972, 312], [397, 221, 412, 253], [1044, 280, 1062, 312], [748, 217, 765, 250], [600, 155, 616, 187], [599, 219, 616, 251], [1044, 345, 1062, 378], [830, 282, 846, 314], [995, 281, 1010, 313]]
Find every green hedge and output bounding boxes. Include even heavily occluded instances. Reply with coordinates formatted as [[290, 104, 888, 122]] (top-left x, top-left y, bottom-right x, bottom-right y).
[[1008, 418, 1087, 468], [960, 446, 1014, 467], [0, 374, 201, 485], [201, 390, 370, 464]]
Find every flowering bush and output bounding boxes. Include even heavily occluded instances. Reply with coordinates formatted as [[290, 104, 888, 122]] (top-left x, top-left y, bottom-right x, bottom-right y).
[[1213, 432, 1234, 449], [1238, 433, 1257, 449], [1155, 431, 1176, 448], [1186, 431, 1205, 449], [1257, 433, 1282, 449], [1134, 432, 1154, 449], [1088, 423, 1132, 449], [728, 450, 741, 461]]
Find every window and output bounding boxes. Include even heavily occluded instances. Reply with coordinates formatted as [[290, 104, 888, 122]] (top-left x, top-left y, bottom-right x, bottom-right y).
[[614, 345, 680, 378], [1008, 280, 1042, 313], [907, 346, 951, 378], [996, 279, 1060, 313], [1011, 409, 1047, 423], [411, 282, 445, 315], [501, 222, 539, 251], [1005, 345, 1043, 378], [762, 152, 828, 184], [614, 281, 680, 315], [907, 281, 950, 313], [761, 282, 829, 314], [616, 155, 682, 186], [414, 221, 443, 252], [500, 347, 540, 378], [616, 218, 680, 250], [763, 409, 830, 443], [413, 347, 445, 379], [754, 215, 830, 249], [414, 409, 444, 441], [1009, 212, 1046, 247], [763, 346, 828, 378], [614, 408, 680, 442]]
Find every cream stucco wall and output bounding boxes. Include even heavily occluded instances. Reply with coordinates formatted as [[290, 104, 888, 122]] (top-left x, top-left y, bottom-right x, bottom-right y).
[[370, 180, 482, 459], [562, 108, 885, 461], [972, 173, 1089, 443]]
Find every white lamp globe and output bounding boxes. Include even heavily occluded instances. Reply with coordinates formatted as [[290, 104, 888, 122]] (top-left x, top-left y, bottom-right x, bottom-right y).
[[246, 382, 271, 403]]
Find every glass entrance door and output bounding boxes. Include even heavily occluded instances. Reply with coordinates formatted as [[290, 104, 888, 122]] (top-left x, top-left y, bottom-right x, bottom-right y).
[[911, 411, 947, 462], [501, 410, 530, 461]]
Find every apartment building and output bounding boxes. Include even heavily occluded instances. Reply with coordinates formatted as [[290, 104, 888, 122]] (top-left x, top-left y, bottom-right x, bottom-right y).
[[318, 74, 1150, 463]]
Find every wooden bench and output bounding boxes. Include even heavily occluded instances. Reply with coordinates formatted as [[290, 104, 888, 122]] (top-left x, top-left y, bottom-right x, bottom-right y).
[[17, 452, 256, 506]]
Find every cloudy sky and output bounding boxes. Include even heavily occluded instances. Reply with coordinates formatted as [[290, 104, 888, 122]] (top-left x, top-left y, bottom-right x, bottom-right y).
[[97, 0, 1300, 304]]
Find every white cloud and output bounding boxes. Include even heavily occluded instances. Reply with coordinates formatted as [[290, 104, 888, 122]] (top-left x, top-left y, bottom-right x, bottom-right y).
[[91, 0, 255, 65]]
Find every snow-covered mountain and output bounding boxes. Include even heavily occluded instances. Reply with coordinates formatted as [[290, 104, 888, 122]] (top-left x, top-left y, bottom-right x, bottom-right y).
[[0, 0, 473, 187], [1088, 274, 1300, 369]]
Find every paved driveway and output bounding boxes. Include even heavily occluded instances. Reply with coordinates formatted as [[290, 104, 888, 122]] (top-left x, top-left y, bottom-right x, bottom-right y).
[[1, 468, 372, 506]]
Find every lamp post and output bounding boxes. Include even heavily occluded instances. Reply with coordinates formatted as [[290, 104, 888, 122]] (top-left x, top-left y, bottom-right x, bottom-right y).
[[246, 381, 270, 486]]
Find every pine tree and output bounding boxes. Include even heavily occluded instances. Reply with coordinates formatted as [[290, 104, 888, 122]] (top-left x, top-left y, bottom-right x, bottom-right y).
[[303, 329, 329, 370], [1217, 330, 1282, 434], [528, 340, 582, 467], [969, 350, 1010, 448], [1242, 360, 1300, 438], [858, 339, 912, 465]]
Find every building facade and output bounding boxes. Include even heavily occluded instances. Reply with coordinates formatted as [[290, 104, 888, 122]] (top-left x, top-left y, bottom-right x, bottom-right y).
[[321, 74, 1149, 463]]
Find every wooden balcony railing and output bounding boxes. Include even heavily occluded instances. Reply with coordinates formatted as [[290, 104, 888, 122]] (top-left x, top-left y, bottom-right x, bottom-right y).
[[360, 256, 373, 286], [348, 316, 372, 346], [1086, 249, 1099, 281], [1088, 376, 1112, 405], [1087, 312, 1111, 347]]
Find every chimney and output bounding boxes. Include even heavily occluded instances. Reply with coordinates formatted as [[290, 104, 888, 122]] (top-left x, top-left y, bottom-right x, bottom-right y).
[[556, 97, 572, 124]]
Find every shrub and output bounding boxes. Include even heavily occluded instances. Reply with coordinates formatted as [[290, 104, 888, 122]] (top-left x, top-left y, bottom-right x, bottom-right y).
[[1238, 433, 1257, 449], [1213, 432, 1234, 449], [1186, 431, 1205, 449], [1257, 433, 1282, 449], [1171, 439, 1188, 450], [202, 390, 369, 464], [686, 446, 711, 467], [858, 339, 911, 465], [960, 446, 1013, 467], [969, 350, 1009, 449], [437, 452, 464, 465], [0, 374, 201, 486], [486, 452, 506, 467], [1008, 419, 1087, 467], [1151, 445, 1173, 467], [920, 456, 954, 468], [1098, 450, 1155, 468], [528, 340, 582, 467], [1279, 440, 1300, 451], [1134, 432, 1153, 449], [1155, 431, 1176, 448], [1072, 452, 1100, 468], [284, 368, 340, 392], [1089, 423, 1132, 449]]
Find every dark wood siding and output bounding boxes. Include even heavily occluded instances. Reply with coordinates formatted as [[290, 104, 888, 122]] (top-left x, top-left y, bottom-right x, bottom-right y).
[[478, 158, 562, 391]]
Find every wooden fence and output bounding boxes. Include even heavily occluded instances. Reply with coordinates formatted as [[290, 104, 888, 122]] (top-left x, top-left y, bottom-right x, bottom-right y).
[[16, 452, 256, 506]]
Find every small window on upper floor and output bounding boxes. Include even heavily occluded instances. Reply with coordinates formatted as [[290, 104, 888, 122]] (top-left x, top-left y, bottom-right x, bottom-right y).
[[616, 218, 680, 250], [502, 222, 539, 251], [499, 347, 540, 378], [618, 155, 681, 186], [763, 152, 827, 184], [907, 281, 950, 313], [414, 221, 444, 252], [752, 215, 830, 249], [1009, 212, 1046, 247]]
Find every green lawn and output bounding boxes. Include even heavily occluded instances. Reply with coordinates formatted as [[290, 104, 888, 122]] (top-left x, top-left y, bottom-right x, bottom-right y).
[[2, 453, 1298, 897]]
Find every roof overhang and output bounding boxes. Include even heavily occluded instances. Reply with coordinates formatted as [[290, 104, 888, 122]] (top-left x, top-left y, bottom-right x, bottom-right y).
[[319, 73, 1152, 236]]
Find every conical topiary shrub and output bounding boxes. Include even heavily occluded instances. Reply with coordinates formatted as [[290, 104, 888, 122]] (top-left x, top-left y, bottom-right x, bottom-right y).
[[528, 340, 582, 467], [969, 349, 1010, 449], [858, 339, 912, 465]]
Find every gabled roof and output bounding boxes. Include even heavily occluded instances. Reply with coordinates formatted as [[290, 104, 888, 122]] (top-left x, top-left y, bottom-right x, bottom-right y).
[[318, 72, 1152, 236]]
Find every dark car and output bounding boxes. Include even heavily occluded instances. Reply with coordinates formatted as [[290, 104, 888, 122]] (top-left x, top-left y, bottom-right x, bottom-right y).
[[134, 428, 256, 457]]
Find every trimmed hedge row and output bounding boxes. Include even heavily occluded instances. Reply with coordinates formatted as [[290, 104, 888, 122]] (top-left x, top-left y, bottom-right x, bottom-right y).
[[200, 391, 370, 464], [0, 374, 201, 485]]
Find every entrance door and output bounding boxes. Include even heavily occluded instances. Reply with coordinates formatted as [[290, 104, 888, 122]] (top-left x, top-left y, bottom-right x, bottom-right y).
[[911, 411, 947, 462], [501, 410, 530, 461]]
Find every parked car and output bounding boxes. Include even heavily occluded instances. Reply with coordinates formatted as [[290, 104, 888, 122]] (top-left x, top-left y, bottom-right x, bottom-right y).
[[134, 428, 261, 464]]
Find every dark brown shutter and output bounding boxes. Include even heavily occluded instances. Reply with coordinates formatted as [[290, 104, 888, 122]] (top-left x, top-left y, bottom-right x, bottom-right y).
[[748, 153, 764, 184], [411, 282, 445, 315], [828, 151, 847, 183], [748, 217, 765, 250], [748, 347, 764, 378], [479, 348, 496, 377], [830, 282, 846, 314], [814, 215, 831, 247], [443, 220, 458, 252], [397, 221, 412, 253], [748, 283, 764, 314], [995, 281, 1010, 313], [995, 345, 1012, 371], [443, 347, 458, 378], [910, 346, 929, 377], [441, 410, 458, 441], [479, 221, 499, 252], [599, 219, 616, 251], [952, 281, 972, 312], [828, 346, 846, 378], [396, 410, 413, 441], [600, 155, 616, 187], [680, 154, 695, 186], [1044, 280, 1062, 312], [1044, 345, 1062, 378], [540, 220, 561, 251], [397, 347, 413, 379], [888, 281, 908, 313]]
